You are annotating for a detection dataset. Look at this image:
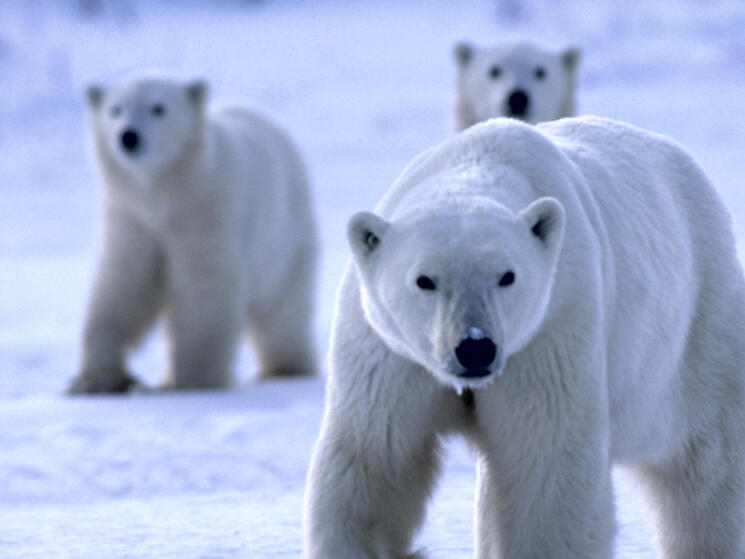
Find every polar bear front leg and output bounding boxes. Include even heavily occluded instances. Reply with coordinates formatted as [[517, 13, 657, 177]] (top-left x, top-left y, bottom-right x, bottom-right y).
[[164, 292, 241, 390], [303, 353, 452, 558], [473, 372, 616, 559], [475, 446, 615, 559], [163, 259, 243, 389], [70, 212, 164, 393]]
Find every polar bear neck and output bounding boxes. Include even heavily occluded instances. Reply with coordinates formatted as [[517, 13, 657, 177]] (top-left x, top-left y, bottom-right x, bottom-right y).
[[381, 162, 534, 223], [378, 118, 573, 220], [95, 123, 210, 232]]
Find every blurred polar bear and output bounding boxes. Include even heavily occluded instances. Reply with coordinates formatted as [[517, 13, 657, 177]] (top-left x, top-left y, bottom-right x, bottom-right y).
[[453, 39, 581, 130], [69, 71, 317, 393]]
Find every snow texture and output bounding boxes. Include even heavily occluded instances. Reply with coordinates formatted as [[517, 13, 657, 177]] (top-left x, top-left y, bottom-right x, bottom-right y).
[[2, 0, 745, 557]]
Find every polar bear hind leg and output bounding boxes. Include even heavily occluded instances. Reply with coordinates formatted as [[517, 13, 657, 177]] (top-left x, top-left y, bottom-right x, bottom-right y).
[[634, 382, 745, 557], [632, 291, 745, 558], [249, 253, 317, 378]]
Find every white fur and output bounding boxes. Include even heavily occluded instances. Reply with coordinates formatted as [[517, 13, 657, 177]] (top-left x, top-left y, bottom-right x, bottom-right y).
[[69, 72, 317, 392], [453, 40, 581, 131], [304, 116, 745, 558]]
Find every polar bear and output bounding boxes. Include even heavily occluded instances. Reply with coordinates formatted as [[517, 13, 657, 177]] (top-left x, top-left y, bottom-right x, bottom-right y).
[[453, 40, 581, 131], [68, 72, 317, 393], [303, 116, 745, 558]]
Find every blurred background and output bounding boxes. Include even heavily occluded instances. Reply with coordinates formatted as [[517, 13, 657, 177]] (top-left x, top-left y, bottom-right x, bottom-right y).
[[1, 1, 744, 557], [3, 0, 745, 394]]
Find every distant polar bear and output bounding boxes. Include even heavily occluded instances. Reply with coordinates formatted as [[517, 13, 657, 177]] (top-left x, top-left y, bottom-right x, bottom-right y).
[[69, 72, 317, 393], [303, 116, 745, 558], [453, 39, 581, 130]]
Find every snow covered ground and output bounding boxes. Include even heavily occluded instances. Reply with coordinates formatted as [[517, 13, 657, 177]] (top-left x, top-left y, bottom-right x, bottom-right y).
[[1, 0, 745, 557]]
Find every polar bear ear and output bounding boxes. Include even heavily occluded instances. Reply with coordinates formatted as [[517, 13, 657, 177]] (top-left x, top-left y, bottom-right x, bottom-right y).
[[86, 84, 105, 109], [186, 80, 208, 106], [347, 211, 390, 260], [454, 42, 474, 67], [520, 197, 565, 250], [561, 47, 582, 72]]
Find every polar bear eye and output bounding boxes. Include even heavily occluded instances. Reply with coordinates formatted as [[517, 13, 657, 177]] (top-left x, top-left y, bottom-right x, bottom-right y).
[[488, 65, 502, 79], [498, 271, 516, 287], [109, 105, 122, 118], [534, 66, 547, 80], [151, 103, 166, 117], [416, 276, 437, 291]]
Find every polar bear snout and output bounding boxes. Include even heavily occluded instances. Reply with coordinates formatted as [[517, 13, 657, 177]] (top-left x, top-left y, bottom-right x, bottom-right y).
[[507, 89, 530, 118], [120, 128, 141, 154], [454, 336, 497, 377]]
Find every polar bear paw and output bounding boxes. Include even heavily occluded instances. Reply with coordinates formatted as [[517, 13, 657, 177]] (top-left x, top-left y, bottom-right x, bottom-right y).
[[67, 366, 139, 394]]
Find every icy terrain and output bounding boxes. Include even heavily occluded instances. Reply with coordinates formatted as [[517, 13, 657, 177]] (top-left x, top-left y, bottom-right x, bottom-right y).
[[2, 0, 745, 557]]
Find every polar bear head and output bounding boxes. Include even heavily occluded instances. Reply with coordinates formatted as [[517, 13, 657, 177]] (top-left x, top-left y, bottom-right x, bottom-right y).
[[347, 196, 565, 390], [86, 73, 208, 181], [453, 40, 580, 129]]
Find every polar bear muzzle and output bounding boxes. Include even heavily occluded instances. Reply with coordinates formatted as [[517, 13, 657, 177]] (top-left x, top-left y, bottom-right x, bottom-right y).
[[454, 335, 497, 377], [507, 89, 530, 119], [120, 128, 141, 154]]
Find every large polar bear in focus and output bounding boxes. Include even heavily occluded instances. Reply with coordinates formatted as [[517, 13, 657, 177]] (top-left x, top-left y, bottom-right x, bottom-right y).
[[453, 40, 580, 131], [69, 72, 317, 393], [304, 116, 745, 558]]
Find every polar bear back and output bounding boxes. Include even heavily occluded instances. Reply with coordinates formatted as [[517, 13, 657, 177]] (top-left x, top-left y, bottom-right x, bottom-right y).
[[209, 105, 313, 240], [543, 117, 745, 459], [203, 106, 315, 306]]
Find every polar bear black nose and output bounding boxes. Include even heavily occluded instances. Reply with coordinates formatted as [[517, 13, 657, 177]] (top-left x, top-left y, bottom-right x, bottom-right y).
[[455, 337, 497, 370], [508, 89, 530, 117], [120, 129, 140, 153]]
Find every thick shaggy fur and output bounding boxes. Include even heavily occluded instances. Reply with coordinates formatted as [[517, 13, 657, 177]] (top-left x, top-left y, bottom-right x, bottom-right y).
[[70, 73, 317, 392], [304, 116, 745, 558]]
